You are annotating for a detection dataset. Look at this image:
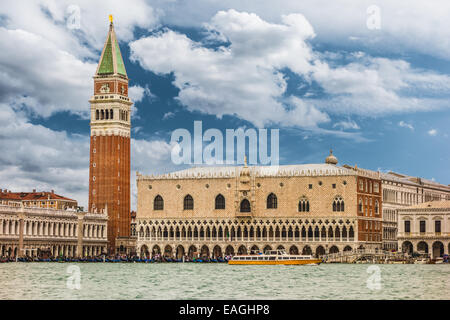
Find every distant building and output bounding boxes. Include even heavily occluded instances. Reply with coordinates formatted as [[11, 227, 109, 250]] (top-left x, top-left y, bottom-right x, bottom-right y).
[[0, 189, 77, 210], [136, 151, 383, 259], [0, 204, 108, 258], [379, 172, 450, 250], [397, 201, 450, 259]]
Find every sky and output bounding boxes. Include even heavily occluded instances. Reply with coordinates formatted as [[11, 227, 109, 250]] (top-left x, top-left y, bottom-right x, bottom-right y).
[[0, 0, 449, 210]]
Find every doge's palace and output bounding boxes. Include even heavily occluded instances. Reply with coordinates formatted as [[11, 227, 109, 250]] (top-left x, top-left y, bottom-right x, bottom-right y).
[[136, 151, 383, 259]]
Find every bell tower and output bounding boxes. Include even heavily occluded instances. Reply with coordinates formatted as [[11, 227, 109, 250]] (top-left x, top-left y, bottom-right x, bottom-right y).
[[89, 16, 132, 253]]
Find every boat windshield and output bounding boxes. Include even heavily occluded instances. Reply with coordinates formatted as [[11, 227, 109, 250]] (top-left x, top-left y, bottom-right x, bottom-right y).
[[264, 250, 287, 255]]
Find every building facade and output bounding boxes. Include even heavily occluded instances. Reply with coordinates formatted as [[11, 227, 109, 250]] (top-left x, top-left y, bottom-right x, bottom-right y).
[[379, 172, 450, 250], [397, 201, 450, 258], [0, 204, 108, 258], [136, 152, 383, 259], [0, 189, 77, 210], [88, 17, 132, 253]]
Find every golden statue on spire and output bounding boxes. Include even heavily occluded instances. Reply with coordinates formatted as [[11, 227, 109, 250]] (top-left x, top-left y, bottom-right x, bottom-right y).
[[109, 14, 113, 23]]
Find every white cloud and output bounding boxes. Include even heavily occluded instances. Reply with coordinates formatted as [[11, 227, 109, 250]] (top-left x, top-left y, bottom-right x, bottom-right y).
[[0, 101, 176, 210], [0, 0, 158, 118], [398, 121, 414, 130], [428, 129, 437, 136], [309, 57, 450, 116], [130, 10, 329, 128], [130, 9, 450, 129], [333, 120, 360, 130], [163, 111, 175, 120], [156, 0, 450, 61], [128, 85, 154, 103], [0, 28, 96, 118], [0, 103, 90, 206]]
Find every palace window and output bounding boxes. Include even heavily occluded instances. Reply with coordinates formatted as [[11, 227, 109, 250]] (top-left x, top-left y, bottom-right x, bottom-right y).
[[298, 198, 310, 212], [267, 193, 277, 209], [435, 220, 441, 233], [96, 110, 99, 120], [359, 180, 364, 191], [153, 195, 164, 210], [358, 198, 363, 212], [419, 220, 426, 233], [375, 200, 379, 214], [110, 109, 113, 119], [183, 195, 193, 210], [240, 199, 251, 212], [404, 220, 410, 233], [215, 194, 225, 210], [332, 196, 344, 212]]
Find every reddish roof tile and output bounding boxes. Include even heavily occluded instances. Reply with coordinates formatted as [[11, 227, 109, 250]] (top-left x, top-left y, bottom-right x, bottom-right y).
[[0, 190, 76, 202]]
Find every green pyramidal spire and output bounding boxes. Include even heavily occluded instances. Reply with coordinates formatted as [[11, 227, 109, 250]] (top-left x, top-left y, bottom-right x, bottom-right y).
[[96, 17, 127, 77]]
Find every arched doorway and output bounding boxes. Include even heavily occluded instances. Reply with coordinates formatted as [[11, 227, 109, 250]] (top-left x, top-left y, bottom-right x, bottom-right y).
[[432, 241, 444, 258], [343, 246, 352, 252], [401, 241, 413, 255], [417, 241, 428, 254], [289, 245, 299, 255], [238, 245, 247, 255], [250, 245, 260, 254], [302, 245, 312, 255], [152, 245, 161, 256], [188, 245, 197, 259], [200, 245, 210, 258], [263, 245, 272, 253], [176, 245, 185, 259], [329, 246, 339, 254], [225, 245, 234, 256], [140, 245, 149, 258], [276, 245, 285, 251], [315, 245, 325, 257], [213, 245, 222, 258], [164, 245, 173, 258]]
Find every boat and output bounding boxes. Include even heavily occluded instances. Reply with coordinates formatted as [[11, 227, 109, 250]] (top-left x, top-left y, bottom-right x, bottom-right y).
[[414, 258, 429, 264], [228, 250, 322, 265], [432, 258, 444, 264]]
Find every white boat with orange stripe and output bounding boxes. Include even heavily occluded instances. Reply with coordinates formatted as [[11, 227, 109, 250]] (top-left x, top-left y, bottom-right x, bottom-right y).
[[228, 250, 322, 265]]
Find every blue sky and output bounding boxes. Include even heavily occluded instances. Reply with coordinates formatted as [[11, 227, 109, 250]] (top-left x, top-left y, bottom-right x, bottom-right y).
[[0, 1, 449, 209]]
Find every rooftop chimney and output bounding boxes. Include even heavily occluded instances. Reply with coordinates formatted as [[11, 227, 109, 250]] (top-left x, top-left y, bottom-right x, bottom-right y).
[[32, 189, 36, 193]]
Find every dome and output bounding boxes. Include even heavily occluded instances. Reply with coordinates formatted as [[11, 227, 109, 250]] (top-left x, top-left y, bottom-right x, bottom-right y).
[[325, 149, 338, 165]]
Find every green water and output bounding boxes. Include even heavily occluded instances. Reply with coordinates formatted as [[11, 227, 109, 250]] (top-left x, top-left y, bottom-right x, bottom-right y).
[[0, 263, 448, 300]]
